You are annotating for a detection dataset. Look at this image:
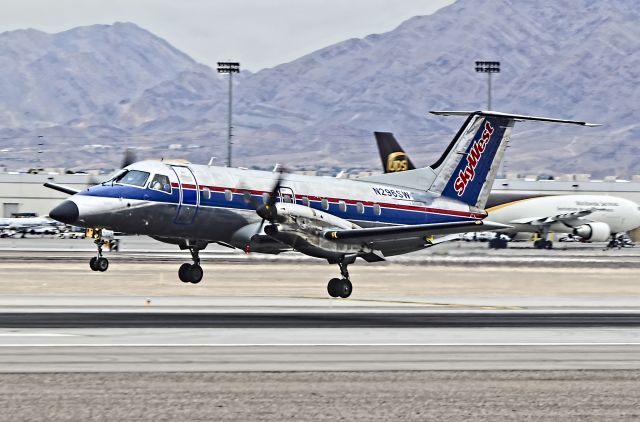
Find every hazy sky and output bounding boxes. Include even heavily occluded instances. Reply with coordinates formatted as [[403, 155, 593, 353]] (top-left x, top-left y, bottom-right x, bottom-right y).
[[0, 0, 455, 71]]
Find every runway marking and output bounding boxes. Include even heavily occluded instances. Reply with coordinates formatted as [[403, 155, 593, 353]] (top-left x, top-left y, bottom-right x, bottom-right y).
[[0, 333, 77, 337], [1, 343, 640, 347]]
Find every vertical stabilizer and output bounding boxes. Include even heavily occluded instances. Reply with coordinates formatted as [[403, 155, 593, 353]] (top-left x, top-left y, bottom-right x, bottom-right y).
[[362, 111, 598, 210], [374, 132, 416, 173]]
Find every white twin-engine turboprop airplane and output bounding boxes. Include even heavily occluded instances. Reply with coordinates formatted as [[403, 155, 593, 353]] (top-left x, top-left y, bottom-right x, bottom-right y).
[[46, 111, 596, 298]]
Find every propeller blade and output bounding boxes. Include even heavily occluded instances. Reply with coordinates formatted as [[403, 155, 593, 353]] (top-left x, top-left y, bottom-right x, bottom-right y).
[[256, 168, 285, 223], [122, 148, 137, 168]]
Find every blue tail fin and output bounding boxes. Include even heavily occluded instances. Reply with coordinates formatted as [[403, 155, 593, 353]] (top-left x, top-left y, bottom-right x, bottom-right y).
[[434, 114, 513, 208]]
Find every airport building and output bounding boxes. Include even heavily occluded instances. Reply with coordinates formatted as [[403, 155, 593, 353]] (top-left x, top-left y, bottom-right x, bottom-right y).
[[2, 170, 640, 219]]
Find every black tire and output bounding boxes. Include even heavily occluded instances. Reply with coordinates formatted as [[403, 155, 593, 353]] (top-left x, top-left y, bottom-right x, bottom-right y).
[[96, 257, 109, 272], [533, 239, 543, 249], [338, 279, 353, 298], [189, 265, 203, 284], [178, 263, 191, 283], [327, 278, 341, 298], [499, 238, 509, 249], [544, 240, 553, 249], [89, 257, 98, 271]]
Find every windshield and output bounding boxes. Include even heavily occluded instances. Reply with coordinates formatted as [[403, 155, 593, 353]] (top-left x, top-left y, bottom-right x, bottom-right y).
[[114, 170, 150, 187]]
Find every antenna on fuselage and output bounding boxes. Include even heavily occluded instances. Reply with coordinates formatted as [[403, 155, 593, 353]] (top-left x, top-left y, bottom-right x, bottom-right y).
[[272, 163, 282, 173], [208, 157, 216, 166]]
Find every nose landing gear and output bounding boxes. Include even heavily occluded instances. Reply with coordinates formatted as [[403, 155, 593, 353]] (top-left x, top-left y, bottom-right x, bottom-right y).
[[178, 242, 205, 284], [88, 229, 109, 272]]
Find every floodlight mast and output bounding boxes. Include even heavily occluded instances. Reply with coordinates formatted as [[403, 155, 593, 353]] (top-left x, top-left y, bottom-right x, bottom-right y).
[[475, 61, 500, 110], [217, 62, 240, 167]]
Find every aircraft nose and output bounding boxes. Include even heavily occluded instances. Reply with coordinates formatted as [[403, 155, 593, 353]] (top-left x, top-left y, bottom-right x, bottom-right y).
[[49, 200, 79, 224]]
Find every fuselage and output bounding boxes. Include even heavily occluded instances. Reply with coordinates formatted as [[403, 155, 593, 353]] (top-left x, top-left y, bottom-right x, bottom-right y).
[[54, 160, 484, 247], [487, 195, 640, 235]]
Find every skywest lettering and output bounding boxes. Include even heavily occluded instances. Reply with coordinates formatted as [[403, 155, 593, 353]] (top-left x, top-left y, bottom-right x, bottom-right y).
[[453, 121, 494, 196]]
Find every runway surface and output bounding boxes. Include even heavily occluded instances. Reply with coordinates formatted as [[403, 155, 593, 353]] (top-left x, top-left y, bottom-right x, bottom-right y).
[[0, 242, 639, 419]]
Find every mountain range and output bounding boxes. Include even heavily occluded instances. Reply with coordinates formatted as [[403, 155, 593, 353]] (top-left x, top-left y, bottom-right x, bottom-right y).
[[0, 0, 638, 177]]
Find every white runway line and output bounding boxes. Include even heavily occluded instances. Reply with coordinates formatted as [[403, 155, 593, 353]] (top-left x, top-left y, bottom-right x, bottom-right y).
[[1, 342, 640, 347]]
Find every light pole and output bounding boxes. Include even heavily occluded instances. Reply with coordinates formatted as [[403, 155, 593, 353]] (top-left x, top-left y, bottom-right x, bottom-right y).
[[217, 62, 240, 167], [475, 61, 500, 110]]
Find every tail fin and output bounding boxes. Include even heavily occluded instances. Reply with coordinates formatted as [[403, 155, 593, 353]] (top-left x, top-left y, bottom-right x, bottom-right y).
[[374, 132, 416, 173], [362, 111, 599, 209]]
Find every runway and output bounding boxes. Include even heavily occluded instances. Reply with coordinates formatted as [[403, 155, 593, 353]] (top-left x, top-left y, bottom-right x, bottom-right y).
[[0, 241, 639, 418]]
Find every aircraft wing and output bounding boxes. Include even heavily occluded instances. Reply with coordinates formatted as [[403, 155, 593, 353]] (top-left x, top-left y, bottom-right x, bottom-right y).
[[509, 209, 595, 226], [322, 220, 510, 244]]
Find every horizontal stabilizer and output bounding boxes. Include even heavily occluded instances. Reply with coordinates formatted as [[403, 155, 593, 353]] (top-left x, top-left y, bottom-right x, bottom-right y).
[[430, 110, 601, 126]]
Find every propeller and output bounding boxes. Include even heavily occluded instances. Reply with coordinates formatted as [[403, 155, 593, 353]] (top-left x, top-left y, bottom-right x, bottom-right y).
[[256, 168, 285, 224]]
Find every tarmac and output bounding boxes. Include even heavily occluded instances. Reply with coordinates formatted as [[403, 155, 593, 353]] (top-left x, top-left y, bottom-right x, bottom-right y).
[[0, 236, 639, 420]]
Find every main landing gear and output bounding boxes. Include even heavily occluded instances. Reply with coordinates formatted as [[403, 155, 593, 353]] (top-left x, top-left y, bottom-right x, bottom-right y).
[[327, 257, 354, 298], [89, 229, 109, 272], [178, 244, 204, 284]]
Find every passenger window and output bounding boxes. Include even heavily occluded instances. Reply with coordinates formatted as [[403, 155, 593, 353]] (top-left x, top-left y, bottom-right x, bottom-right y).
[[373, 204, 381, 216], [202, 187, 211, 200], [339, 201, 347, 213], [224, 189, 233, 201], [116, 170, 150, 187], [262, 193, 270, 204], [149, 174, 171, 193], [283, 195, 293, 203], [302, 197, 310, 207], [242, 191, 252, 204], [356, 202, 364, 214], [321, 198, 329, 210]]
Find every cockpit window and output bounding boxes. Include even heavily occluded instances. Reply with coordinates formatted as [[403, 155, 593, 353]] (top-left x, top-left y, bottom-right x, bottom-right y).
[[114, 170, 150, 187], [149, 174, 172, 194]]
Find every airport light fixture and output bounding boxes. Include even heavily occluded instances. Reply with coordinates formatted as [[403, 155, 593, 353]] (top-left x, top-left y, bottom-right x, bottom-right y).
[[475, 61, 500, 110], [217, 62, 240, 167]]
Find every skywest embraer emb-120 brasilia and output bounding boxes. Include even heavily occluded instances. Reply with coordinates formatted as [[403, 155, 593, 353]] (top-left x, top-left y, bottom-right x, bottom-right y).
[[46, 111, 597, 298]]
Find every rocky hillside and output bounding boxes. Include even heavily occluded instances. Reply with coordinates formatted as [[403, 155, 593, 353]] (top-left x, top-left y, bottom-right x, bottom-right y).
[[1, 0, 638, 177]]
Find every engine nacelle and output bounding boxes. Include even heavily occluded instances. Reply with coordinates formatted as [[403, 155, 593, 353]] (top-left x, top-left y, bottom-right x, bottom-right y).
[[265, 203, 369, 258], [573, 222, 610, 242]]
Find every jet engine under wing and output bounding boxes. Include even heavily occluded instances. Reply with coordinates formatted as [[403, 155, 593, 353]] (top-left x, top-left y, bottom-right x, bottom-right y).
[[322, 220, 510, 244], [509, 209, 594, 226]]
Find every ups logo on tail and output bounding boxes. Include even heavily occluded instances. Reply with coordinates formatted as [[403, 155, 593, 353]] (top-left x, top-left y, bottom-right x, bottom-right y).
[[386, 152, 409, 172]]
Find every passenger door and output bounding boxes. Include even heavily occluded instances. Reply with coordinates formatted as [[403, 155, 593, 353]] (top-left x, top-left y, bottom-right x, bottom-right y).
[[171, 165, 200, 224]]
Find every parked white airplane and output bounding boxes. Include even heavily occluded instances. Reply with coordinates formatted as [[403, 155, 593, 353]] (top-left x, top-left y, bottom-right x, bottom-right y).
[[485, 195, 640, 249], [373, 129, 640, 249], [0, 216, 59, 235], [45, 111, 595, 297]]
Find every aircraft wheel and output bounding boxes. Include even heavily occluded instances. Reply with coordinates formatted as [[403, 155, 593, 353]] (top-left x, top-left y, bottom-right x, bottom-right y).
[[178, 263, 191, 283], [327, 278, 341, 298], [89, 257, 98, 271], [338, 279, 353, 299], [499, 238, 509, 249], [95, 257, 109, 272], [533, 239, 543, 249], [544, 240, 553, 249], [189, 265, 203, 284]]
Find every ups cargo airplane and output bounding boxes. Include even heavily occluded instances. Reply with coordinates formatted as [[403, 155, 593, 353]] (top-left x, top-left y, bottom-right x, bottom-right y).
[[45, 111, 595, 298], [375, 126, 640, 250]]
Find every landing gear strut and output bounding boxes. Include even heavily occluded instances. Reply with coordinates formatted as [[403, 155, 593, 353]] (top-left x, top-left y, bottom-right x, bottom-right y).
[[327, 256, 354, 298], [533, 228, 553, 249], [89, 229, 109, 272], [178, 242, 205, 284]]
